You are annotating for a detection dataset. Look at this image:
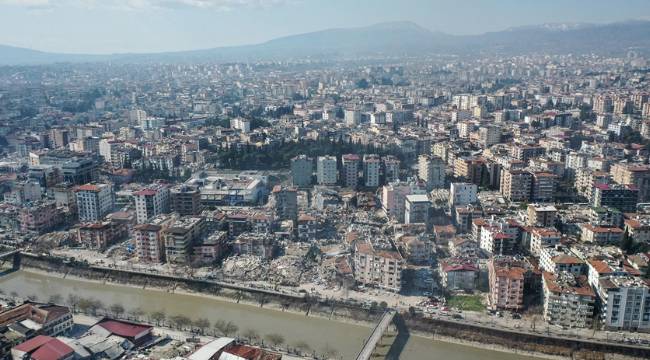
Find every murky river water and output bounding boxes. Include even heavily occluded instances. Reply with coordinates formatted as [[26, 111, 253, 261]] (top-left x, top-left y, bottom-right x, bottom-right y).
[[0, 271, 539, 359]]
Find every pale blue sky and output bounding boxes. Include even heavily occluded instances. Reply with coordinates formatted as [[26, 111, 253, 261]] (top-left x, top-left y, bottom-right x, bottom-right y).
[[1, 0, 649, 54]]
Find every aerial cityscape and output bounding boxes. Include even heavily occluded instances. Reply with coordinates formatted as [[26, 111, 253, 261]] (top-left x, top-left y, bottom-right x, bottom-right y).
[[2, 1, 650, 360]]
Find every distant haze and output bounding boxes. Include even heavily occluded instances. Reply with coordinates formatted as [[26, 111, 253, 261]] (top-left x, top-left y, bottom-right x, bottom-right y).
[[0, 0, 649, 54]]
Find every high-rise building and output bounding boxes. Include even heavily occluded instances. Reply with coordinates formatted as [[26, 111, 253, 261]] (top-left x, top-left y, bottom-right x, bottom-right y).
[[344, 109, 361, 126], [542, 272, 595, 328], [269, 185, 298, 221], [488, 257, 526, 311], [404, 194, 431, 225], [592, 183, 639, 213], [479, 125, 501, 147], [316, 156, 337, 185], [363, 154, 381, 187], [341, 154, 360, 188], [449, 182, 478, 209], [290, 155, 313, 187], [381, 155, 401, 183], [134, 183, 170, 223], [170, 185, 202, 216], [500, 169, 533, 202], [75, 183, 114, 222], [163, 216, 205, 264], [418, 155, 446, 190]]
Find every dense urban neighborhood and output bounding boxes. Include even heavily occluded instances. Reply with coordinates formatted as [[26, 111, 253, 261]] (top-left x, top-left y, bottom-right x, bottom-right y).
[[2, 18, 650, 360]]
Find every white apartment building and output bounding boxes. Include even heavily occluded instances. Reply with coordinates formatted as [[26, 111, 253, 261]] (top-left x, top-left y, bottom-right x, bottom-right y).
[[597, 276, 650, 331], [316, 155, 337, 185], [542, 272, 595, 328], [449, 182, 477, 208], [418, 154, 445, 190], [75, 183, 114, 222], [363, 154, 381, 187], [134, 183, 170, 223]]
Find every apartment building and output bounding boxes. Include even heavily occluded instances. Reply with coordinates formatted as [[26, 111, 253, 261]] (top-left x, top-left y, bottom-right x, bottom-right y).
[[500, 169, 532, 202], [316, 155, 337, 185], [362, 154, 381, 187], [269, 185, 298, 221], [418, 154, 446, 190], [290, 155, 313, 187], [163, 216, 205, 263], [170, 185, 202, 216], [341, 154, 360, 188], [134, 183, 170, 223], [353, 240, 405, 292], [75, 183, 114, 222], [542, 272, 595, 328], [488, 257, 526, 311]]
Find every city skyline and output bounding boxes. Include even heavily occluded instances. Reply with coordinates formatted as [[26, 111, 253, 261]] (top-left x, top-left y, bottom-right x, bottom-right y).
[[1, 0, 650, 54]]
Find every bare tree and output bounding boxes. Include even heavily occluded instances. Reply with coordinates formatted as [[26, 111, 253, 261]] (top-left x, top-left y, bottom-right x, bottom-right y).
[[214, 320, 238, 337], [169, 315, 192, 330], [242, 328, 260, 343], [321, 344, 339, 359], [109, 303, 125, 318], [130, 307, 145, 321], [193, 318, 210, 335], [150, 310, 166, 326], [67, 294, 79, 313], [293, 341, 311, 355], [265, 333, 285, 348], [47, 294, 63, 304]]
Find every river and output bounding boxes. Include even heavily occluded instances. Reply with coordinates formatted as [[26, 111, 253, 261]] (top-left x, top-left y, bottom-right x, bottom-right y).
[[0, 271, 540, 359]]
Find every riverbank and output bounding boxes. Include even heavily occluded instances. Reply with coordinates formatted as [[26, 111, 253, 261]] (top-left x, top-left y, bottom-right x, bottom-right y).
[[13, 267, 559, 359], [20, 267, 379, 329], [2, 269, 540, 360]]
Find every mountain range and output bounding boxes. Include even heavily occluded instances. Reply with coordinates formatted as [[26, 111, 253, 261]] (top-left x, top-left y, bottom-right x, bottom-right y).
[[1, 20, 649, 66]]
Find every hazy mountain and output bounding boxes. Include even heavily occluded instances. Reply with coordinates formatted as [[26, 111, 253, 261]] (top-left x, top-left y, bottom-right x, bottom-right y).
[[1, 20, 649, 65]]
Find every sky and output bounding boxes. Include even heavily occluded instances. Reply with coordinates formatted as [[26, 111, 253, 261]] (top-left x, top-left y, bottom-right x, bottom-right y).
[[0, 0, 649, 54]]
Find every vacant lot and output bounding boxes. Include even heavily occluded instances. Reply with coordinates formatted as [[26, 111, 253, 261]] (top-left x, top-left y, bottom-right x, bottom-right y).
[[447, 294, 485, 311]]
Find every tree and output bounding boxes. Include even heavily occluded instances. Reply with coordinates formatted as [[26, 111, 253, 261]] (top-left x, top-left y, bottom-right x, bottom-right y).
[[621, 227, 634, 254], [67, 294, 79, 312], [193, 318, 210, 335], [293, 341, 311, 355], [242, 328, 260, 343], [150, 310, 166, 326], [321, 344, 339, 359], [222, 321, 239, 337], [130, 307, 145, 321], [47, 294, 63, 304], [265, 333, 284, 348], [110, 303, 125, 318], [170, 315, 192, 330]]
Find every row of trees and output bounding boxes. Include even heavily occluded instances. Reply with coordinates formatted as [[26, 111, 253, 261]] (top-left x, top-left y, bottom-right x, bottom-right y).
[[28, 293, 337, 358], [214, 137, 407, 170]]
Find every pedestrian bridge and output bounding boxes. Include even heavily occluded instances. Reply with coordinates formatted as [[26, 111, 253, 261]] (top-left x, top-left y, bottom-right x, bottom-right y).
[[355, 310, 397, 360]]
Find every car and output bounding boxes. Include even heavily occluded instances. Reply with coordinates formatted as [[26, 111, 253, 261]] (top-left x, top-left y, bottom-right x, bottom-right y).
[[452, 314, 463, 320], [511, 313, 521, 319]]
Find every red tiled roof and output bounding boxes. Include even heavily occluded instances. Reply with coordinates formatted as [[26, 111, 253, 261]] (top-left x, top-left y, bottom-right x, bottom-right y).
[[96, 319, 152, 338], [14, 335, 53, 353], [31, 340, 74, 360], [134, 189, 157, 196]]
